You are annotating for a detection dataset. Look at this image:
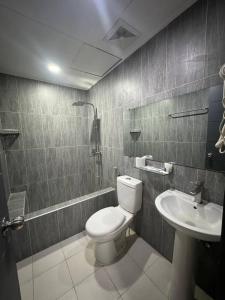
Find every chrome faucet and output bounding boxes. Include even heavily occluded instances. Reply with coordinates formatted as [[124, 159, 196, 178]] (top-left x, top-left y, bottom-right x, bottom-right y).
[[190, 181, 204, 204]]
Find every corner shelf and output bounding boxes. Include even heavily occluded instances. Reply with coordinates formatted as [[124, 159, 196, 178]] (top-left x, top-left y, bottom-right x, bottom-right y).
[[0, 129, 19, 136], [8, 191, 26, 219], [130, 129, 141, 134]]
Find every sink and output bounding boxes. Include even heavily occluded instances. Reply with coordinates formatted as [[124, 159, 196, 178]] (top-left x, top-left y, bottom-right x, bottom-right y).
[[155, 189, 223, 300], [155, 189, 223, 242]]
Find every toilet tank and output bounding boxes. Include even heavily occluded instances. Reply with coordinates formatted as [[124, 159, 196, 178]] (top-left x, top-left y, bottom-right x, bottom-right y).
[[117, 175, 142, 213]]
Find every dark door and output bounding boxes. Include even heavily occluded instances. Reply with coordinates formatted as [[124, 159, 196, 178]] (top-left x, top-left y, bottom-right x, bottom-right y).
[[0, 174, 21, 300]]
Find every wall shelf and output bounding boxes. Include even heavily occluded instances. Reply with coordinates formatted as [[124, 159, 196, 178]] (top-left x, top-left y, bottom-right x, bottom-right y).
[[135, 165, 171, 175], [130, 129, 141, 133], [0, 129, 19, 136], [8, 191, 26, 219]]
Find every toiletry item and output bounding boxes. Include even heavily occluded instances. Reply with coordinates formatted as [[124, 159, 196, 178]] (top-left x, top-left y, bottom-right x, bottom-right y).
[[135, 157, 145, 168], [164, 162, 173, 173], [145, 155, 153, 160]]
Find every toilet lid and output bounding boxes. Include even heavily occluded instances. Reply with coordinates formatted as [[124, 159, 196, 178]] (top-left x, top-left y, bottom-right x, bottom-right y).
[[86, 207, 125, 237]]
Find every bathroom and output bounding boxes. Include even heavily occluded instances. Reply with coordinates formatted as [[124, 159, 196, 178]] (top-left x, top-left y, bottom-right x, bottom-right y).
[[0, 0, 225, 299]]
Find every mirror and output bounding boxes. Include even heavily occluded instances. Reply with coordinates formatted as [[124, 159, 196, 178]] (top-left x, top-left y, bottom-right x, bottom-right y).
[[123, 85, 225, 171]]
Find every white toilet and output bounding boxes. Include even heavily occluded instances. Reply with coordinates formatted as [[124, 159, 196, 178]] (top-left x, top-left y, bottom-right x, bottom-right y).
[[85, 175, 142, 265]]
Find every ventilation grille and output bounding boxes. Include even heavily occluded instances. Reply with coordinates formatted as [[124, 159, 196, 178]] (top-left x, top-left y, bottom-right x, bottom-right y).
[[104, 19, 140, 49], [108, 26, 137, 41]]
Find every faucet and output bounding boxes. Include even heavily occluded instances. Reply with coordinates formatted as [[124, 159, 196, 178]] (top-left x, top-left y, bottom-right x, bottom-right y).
[[190, 181, 204, 204]]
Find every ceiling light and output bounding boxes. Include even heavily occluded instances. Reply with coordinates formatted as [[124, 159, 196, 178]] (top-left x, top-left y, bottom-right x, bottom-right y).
[[47, 63, 61, 74]]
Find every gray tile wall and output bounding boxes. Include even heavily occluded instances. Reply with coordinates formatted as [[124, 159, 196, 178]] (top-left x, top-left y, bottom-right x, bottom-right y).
[[88, 0, 225, 296], [12, 189, 116, 261], [0, 74, 96, 213]]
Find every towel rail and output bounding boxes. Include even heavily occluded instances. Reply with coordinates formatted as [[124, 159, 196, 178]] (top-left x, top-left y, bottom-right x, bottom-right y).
[[168, 107, 208, 119]]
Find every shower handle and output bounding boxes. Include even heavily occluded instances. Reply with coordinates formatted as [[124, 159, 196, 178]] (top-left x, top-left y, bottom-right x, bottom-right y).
[[1, 216, 24, 237]]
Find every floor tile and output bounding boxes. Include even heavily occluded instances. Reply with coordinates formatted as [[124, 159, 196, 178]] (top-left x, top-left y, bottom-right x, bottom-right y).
[[60, 232, 88, 259], [67, 243, 100, 285], [33, 243, 65, 278], [20, 280, 34, 300], [76, 268, 120, 300], [195, 286, 214, 300], [57, 288, 77, 300], [105, 253, 143, 295], [145, 256, 172, 296], [128, 237, 161, 270], [122, 273, 167, 300], [17, 257, 33, 285], [33, 261, 73, 300]]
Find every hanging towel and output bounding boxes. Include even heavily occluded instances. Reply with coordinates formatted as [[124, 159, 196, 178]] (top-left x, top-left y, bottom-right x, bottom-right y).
[[215, 64, 225, 153]]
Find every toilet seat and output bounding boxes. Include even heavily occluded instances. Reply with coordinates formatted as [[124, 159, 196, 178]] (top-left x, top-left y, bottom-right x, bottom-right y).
[[86, 206, 125, 237]]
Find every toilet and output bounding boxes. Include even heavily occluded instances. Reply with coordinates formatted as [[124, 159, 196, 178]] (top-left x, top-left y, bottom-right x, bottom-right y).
[[85, 175, 142, 265]]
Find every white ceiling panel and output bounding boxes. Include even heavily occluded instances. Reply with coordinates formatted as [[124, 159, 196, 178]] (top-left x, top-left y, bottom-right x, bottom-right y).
[[72, 44, 121, 76], [0, 0, 132, 43], [0, 0, 197, 89]]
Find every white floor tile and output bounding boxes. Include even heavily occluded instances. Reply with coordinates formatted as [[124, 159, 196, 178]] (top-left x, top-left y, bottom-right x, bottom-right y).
[[128, 237, 161, 271], [20, 280, 34, 300], [76, 268, 120, 300], [122, 273, 167, 300], [195, 286, 214, 300], [145, 256, 172, 296], [33, 261, 73, 300], [17, 257, 33, 285], [60, 232, 88, 259], [57, 288, 77, 300], [33, 243, 65, 278], [67, 244, 100, 285], [105, 253, 143, 295]]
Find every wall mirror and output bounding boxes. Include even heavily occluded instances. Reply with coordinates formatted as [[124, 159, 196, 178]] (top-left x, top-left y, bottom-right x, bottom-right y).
[[123, 85, 225, 171]]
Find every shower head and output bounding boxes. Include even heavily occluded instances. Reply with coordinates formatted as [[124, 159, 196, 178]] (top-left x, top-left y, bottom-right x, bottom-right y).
[[72, 100, 86, 106], [219, 64, 225, 80], [72, 100, 97, 119]]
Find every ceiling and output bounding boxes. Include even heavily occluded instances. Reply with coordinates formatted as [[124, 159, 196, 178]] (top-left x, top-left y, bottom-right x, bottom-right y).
[[0, 0, 197, 90]]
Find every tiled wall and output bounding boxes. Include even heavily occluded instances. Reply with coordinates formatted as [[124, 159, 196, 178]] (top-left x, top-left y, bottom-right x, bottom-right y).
[[12, 188, 116, 262], [88, 0, 225, 296], [0, 74, 96, 213]]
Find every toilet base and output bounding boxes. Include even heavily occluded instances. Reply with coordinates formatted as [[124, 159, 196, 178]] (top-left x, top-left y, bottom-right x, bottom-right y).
[[95, 229, 127, 265]]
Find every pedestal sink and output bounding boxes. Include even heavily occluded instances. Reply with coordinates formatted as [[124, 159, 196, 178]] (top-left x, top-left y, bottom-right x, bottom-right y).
[[155, 189, 223, 300]]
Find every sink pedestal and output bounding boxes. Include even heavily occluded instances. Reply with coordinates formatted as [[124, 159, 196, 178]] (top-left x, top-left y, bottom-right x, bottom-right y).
[[170, 231, 197, 300]]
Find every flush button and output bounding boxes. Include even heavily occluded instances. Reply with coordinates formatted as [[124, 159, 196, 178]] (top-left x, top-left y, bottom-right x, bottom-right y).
[[126, 177, 131, 180]]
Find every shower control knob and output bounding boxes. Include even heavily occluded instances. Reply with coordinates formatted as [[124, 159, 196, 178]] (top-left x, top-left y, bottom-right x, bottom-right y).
[[207, 152, 213, 159], [1, 216, 24, 237]]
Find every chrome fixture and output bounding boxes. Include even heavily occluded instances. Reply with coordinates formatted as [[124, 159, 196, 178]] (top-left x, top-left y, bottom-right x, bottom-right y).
[[72, 100, 102, 186], [1, 216, 24, 237], [190, 181, 204, 204]]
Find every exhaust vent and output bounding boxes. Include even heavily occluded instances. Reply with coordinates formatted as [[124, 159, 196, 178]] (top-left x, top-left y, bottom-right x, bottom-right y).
[[104, 19, 140, 49], [108, 26, 136, 41]]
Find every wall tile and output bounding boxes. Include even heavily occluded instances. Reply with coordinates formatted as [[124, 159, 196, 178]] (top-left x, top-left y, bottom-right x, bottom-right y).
[[21, 114, 44, 148], [27, 181, 50, 212], [46, 148, 64, 180], [25, 149, 47, 184], [11, 222, 32, 261], [6, 150, 27, 187], [17, 78, 41, 114], [48, 177, 66, 205], [0, 74, 19, 112], [57, 202, 82, 240], [29, 211, 60, 254]]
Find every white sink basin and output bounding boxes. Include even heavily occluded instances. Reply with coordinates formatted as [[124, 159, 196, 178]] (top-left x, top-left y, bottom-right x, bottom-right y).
[[155, 189, 223, 242]]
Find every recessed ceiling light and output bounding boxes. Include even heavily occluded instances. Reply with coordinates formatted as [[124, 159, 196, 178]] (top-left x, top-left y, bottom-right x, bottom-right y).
[[47, 63, 61, 74]]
